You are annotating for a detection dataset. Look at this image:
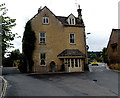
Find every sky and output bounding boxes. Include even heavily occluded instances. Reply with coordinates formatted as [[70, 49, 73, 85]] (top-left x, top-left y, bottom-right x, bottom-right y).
[[0, 0, 119, 52]]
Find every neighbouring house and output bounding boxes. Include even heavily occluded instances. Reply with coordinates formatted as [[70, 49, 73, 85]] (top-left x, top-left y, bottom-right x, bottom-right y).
[[107, 29, 120, 70], [23, 5, 87, 73]]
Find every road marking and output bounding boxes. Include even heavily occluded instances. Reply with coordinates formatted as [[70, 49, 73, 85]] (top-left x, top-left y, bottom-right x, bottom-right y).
[[0, 76, 7, 98]]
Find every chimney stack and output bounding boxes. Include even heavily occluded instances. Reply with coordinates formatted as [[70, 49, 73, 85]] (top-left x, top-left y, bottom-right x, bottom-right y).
[[77, 5, 82, 20], [38, 6, 42, 13]]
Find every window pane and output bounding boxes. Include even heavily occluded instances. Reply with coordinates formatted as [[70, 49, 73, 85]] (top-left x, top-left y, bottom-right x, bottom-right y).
[[68, 59, 70, 67], [40, 53, 46, 65], [71, 59, 74, 68], [70, 34, 74, 38], [69, 18, 72, 24], [43, 18, 46, 24], [40, 32, 45, 43], [41, 60, 45, 65], [70, 39, 74, 43], [41, 53, 45, 59], [40, 38, 45, 43], [70, 34, 75, 44], [43, 17, 49, 24], [75, 59, 78, 67], [72, 19, 74, 24], [46, 18, 48, 23], [40, 32, 45, 37], [42, 38, 45, 43]]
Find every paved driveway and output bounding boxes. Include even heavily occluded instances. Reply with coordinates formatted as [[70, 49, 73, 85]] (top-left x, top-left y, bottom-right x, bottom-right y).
[[2, 66, 119, 96], [4, 73, 118, 96]]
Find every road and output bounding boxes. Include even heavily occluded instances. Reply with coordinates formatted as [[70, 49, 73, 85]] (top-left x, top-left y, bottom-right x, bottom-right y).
[[1, 64, 119, 96], [88, 63, 118, 95], [88, 63, 108, 72]]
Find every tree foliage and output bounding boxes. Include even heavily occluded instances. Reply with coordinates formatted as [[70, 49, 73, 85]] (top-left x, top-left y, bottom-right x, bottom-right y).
[[3, 49, 21, 67], [22, 20, 36, 72], [102, 47, 108, 63], [88, 52, 103, 62], [4, 49, 27, 73], [0, 3, 19, 58]]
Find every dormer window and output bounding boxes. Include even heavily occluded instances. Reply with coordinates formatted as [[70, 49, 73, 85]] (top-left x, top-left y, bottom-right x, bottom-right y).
[[69, 18, 75, 25], [67, 14, 76, 25], [43, 16, 49, 24]]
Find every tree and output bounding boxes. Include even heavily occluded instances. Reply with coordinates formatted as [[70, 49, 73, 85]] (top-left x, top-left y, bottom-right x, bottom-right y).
[[22, 20, 36, 72], [3, 49, 21, 67], [4, 49, 27, 72], [102, 47, 108, 63], [0, 3, 19, 59], [8, 49, 21, 60]]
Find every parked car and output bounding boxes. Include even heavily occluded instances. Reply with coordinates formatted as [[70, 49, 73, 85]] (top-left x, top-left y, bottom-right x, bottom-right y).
[[91, 60, 98, 66]]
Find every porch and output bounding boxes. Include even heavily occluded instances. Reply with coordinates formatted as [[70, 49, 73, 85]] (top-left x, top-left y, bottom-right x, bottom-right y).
[[58, 49, 86, 72]]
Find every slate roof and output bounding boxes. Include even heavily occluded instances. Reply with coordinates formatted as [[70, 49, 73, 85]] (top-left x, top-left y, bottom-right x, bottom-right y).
[[56, 16, 84, 27], [57, 49, 85, 57], [107, 29, 120, 49], [31, 6, 85, 27]]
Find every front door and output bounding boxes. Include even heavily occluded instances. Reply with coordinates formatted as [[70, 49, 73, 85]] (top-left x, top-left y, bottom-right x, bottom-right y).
[[50, 61, 56, 72]]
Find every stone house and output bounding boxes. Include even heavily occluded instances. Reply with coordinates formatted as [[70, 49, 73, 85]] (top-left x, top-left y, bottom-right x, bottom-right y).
[[107, 29, 120, 70], [24, 6, 87, 73]]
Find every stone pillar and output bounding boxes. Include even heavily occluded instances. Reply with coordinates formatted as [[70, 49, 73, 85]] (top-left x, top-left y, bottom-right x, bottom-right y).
[[66, 59, 68, 72], [80, 59, 83, 71], [80, 59, 82, 71], [74, 59, 75, 68], [69, 59, 71, 72], [77, 59, 80, 67], [64, 58, 66, 71]]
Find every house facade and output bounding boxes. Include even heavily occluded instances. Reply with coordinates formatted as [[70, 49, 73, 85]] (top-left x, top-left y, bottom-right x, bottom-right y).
[[25, 6, 87, 73], [107, 29, 120, 70]]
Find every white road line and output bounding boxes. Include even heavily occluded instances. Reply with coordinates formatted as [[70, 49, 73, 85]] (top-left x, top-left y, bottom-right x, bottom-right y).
[[0, 76, 7, 98]]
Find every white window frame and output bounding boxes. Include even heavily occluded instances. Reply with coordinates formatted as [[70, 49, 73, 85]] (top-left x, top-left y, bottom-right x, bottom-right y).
[[39, 32, 46, 44], [43, 16, 49, 24], [69, 33, 75, 44], [40, 53, 46, 66], [69, 18, 75, 25], [72, 18, 75, 25]]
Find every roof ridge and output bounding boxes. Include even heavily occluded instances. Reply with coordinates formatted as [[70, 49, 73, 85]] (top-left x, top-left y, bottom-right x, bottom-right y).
[[56, 16, 67, 18]]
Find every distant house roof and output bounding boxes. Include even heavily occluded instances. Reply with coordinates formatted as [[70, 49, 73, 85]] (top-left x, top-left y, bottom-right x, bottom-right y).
[[107, 29, 120, 49], [57, 49, 85, 58]]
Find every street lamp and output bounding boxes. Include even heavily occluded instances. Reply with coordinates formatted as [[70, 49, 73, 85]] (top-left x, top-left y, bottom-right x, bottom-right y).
[[87, 33, 91, 35], [86, 32, 91, 39], [84, 32, 91, 71], [86, 32, 91, 50]]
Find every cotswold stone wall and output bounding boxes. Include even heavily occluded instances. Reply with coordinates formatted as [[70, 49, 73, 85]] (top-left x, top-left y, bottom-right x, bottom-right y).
[[109, 63, 120, 70], [107, 29, 120, 71]]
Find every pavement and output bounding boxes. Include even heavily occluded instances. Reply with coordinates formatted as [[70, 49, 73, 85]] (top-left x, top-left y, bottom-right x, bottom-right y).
[[0, 67, 19, 98], [2, 67, 20, 75]]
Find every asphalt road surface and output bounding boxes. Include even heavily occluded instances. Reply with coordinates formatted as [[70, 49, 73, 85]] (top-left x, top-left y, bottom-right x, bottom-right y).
[[2, 65, 119, 96], [88, 63, 118, 95]]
